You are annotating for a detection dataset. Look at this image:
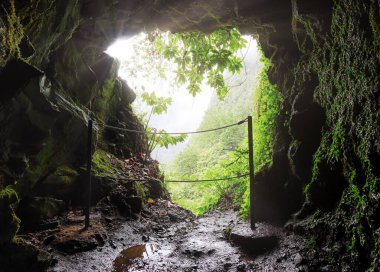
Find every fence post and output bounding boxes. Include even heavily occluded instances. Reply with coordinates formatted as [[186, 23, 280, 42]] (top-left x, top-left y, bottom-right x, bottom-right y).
[[247, 116, 255, 230], [85, 119, 93, 229]]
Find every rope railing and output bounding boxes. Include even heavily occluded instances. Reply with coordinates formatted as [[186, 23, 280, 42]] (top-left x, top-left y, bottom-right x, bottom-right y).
[[84, 116, 255, 229], [122, 173, 249, 183], [165, 173, 250, 183], [100, 118, 248, 135], [94, 118, 249, 182], [94, 118, 250, 183], [42, 76, 255, 229]]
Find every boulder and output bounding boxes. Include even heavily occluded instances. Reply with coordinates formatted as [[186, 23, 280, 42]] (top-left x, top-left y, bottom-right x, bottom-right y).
[[91, 174, 118, 205], [230, 233, 279, 256], [0, 59, 42, 102], [145, 178, 164, 199], [0, 239, 53, 272], [17, 197, 65, 231], [35, 166, 78, 199], [109, 186, 143, 218]]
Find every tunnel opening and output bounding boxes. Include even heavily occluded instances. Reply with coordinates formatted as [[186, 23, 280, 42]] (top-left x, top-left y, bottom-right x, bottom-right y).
[[103, 29, 283, 219]]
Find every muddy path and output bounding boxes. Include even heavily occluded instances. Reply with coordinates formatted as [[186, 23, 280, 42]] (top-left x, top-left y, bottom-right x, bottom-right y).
[[35, 201, 326, 272]]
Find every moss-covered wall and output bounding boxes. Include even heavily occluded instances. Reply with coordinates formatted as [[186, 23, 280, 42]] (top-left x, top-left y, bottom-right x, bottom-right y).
[[288, 0, 380, 270]]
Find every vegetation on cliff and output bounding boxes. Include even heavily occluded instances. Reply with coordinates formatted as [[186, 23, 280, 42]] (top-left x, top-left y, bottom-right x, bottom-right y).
[[166, 53, 282, 217]]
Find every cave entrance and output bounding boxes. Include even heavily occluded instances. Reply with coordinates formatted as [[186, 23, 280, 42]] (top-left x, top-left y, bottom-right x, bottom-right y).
[[104, 28, 281, 220]]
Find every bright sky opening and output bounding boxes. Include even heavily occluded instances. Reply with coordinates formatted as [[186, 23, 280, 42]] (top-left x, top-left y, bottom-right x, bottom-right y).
[[106, 33, 258, 164]]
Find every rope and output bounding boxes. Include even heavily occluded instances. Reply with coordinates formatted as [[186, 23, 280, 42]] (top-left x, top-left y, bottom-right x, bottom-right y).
[[120, 174, 249, 182], [118, 174, 249, 183], [100, 118, 248, 135], [165, 173, 249, 182], [165, 173, 249, 183], [92, 117, 250, 183]]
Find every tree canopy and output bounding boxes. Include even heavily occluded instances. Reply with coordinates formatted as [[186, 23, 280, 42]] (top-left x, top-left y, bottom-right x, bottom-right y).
[[153, 28, 247, 98]]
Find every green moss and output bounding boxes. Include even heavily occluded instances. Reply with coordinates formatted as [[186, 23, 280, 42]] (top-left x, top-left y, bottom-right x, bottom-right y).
[[25, 136, 56, 188], [55, 165, 77, 177], [327, 124, 344, 163], [308, 134, 328, 188], [293, 0, 380, 269], [369, 0, 380, 51], [291, 0, 322, 53], [92, 68, 121, 122], [93, 79, 116, 118], [0, 187, 20, 244], [92, 149, 117, 175], [371, 228, 380, 270], [306, 235, 318, 248], [133, 181, 146, 200], [0, 187, 18, 204], [1, 0, 24, 59]]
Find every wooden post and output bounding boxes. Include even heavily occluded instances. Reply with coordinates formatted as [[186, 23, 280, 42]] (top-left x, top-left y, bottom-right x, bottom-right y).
[[248, 116, 255, 230], [85, 119, 93, 229]]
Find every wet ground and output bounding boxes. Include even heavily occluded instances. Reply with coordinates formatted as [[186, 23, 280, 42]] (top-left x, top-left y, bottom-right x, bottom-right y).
[[30, 199, 323, 272], [112, 210, 308, 272]]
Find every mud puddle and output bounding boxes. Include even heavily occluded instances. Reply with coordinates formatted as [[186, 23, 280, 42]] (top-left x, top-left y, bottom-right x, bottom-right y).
[[113, 244, 157, 271]]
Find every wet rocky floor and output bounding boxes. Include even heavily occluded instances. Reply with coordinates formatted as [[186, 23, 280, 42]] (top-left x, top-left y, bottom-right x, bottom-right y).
[[28, 201, 327, 271]]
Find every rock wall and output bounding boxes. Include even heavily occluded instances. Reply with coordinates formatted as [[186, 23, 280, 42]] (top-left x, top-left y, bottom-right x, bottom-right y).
[[0, 0, 151, 260], [0, 0, 379, 270]]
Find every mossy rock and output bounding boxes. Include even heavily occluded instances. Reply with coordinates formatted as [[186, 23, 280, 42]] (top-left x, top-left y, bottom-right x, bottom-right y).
[[109, 184, 144, 218], [145, 178, 164, 199], [0, 238, 52, 272], [131, 180, 147, 200], [92, 149, 121, 176], [35, 165, 78, 199], [0, 187, 19, 206], [0, 187, 20, 244], [17, 197, 65, 231]]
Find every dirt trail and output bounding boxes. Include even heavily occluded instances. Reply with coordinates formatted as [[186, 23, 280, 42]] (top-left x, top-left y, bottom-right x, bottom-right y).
[[46, 202, 315, 272]]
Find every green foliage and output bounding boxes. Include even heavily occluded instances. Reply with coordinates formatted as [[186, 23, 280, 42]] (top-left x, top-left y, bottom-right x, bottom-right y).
[[137, 91, 187, 153], [168, 88, 252, 178], [141, 92, 172, 115], [117, 28, 247, 156], [241, 54, 282, 216], [252, 54, 282, 170], [166, 144, 250, 216], [166, 52, 281, 218], [154, 28, 247, 98], [119, 33, 169, 85], [119, 29, 277, 218], [309, 123, 345, 186], [149, 132, 187, 150], [165, 75, 253, 215]]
